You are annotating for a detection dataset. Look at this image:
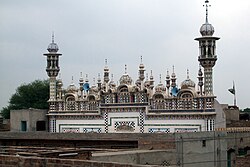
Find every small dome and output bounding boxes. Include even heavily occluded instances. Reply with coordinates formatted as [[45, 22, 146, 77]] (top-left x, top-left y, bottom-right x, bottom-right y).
[[155, 83, 166, 93], [139, 63, 144, 69], [90, 85, 99, 93], [181, 78, 195, 89], [47, 42, 59, 52], [67, 83, 77, 92], [200, 22, 214, 36], [119, 74, 132, 85], [109, 80, 116, 88]]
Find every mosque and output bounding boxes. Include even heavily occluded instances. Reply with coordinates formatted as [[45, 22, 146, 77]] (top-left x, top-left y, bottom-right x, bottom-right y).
[[44, 1, 226, 133]]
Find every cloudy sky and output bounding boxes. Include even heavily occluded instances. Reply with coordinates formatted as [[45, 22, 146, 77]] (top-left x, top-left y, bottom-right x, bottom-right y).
[[0, 0, 249, 109]]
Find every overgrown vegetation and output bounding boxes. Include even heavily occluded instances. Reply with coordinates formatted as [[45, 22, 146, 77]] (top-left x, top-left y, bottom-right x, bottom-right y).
[[1, 80, 49, 119]]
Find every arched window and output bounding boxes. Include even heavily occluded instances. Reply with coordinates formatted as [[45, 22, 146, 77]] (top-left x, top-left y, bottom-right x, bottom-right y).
[[153, 94, 165, 109], [180, 92, 193, 109], [66, 95, 75, 110]]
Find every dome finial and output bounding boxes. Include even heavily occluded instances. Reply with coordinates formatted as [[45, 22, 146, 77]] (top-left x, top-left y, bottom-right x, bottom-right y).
[[159, 74, 162, 83], [47, 32, 59, 52], [52, 31, 55, 43], [187, 69, 190, 79], [204, 0, 211, 23], [125, 64, 127, 74], [85, 74, 89, 82], [111, 74, 114, 81], [200, 0, 214, 36]]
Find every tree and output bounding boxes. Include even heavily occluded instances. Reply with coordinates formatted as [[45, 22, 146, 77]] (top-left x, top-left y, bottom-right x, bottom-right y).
[[240, 108, 250, 112], [1, 80, 49, 119]]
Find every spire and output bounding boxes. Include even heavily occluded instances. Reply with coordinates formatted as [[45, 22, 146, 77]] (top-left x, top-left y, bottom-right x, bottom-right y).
[[97, 73, 101, 82], [103, 59, 110, 83], [105, 59, 108, 66], [125, 64, 127, 74], [139, 55, 145, 81], [149, 70, 154, 89], [97, 73, 101, 90], [47, 32, 59, 52], [79, 72, 84, 83], [150, 70, 154, 80], [166, 69, 171, 96], [171, 66, 177, 88], [52, 31, 55, 43], [199, 0, 214, 36], [111, 74, 114, 81], [204, 0, 211, 23], [171, 65, 176, 78], [85, 74, 89, 83]]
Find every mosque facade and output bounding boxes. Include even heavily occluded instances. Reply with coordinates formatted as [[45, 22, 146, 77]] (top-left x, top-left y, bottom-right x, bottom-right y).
[[44, 1, 226, 133]]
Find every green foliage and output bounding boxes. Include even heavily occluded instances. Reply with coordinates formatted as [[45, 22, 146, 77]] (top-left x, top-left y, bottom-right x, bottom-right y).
[[1, 80, 49, 119], [241, 108, 250, 112]]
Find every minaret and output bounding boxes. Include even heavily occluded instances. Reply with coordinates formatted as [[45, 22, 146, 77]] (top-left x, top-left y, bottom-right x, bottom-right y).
[[103, 59, 110, 92], [44, 33, 62, 103], [97, 73, 101, 90], [171, 66, 177, 88], [57, 73, 63, 100], [138, 56, 145, 90], [149, 70, 154, 90], [195, 0, 220, 96], [197, 65, 204, 95], [79, 72, 84, 98], [165, 70, 170, 96]]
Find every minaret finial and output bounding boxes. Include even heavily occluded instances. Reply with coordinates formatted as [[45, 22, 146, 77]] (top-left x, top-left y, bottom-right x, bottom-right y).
[[71, 76, 74, 83], [125, 64, 127, 74], [52, 31, 55, 43], [204, 0, 211, 23], [85, 74, 89, 82], [140, 55, 143, 63], [98, 73, 101, 79], [105, 59, 107, 66]]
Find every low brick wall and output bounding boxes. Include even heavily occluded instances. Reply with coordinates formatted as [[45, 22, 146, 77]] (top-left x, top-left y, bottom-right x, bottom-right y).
[[0, 155, 156, 167], [0, 132, 176, 150]]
